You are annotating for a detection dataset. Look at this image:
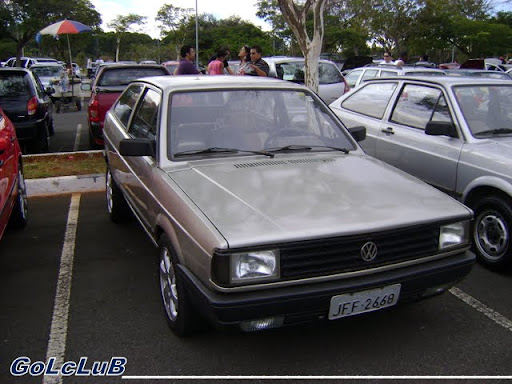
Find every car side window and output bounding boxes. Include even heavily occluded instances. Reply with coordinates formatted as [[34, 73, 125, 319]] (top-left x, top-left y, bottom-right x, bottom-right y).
[[391, 84, 452, 129], [380, 70, 398, 77], [344, 69, 363, 88], [129, 88, 160, 140], [318, 63, 342, 84], [113, 84, 143, 128], [361, 69, 378, 83], [341, 82, 397, 119]]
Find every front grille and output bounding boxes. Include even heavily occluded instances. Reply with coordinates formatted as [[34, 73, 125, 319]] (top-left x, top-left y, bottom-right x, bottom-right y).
[[280, 225, 440, 279]]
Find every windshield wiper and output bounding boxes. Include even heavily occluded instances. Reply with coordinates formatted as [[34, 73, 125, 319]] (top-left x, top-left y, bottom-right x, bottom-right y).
[[265, 145, 350, 154], [474, 128, 512, 136], [174, 147, 274, 158]]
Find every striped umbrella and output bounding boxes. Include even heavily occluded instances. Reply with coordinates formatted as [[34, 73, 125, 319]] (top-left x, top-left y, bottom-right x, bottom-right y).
[[39, 20, 92, 65]]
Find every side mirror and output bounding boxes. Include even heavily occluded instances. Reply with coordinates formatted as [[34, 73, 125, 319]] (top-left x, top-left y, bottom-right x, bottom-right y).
[[119, 138, 155, 157], [45, 87, 55, 95], [348, 126, 366, 142], [425, 121, 458, 138], [81, 83, 92, 92]]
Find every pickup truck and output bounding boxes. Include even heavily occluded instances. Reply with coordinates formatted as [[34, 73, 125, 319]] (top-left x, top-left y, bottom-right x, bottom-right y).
[[83, 64, 170, 148]]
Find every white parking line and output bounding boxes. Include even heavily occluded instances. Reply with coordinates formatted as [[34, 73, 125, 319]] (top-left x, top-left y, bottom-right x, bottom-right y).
[[43, 193, 81, 384], [450, 287, 512, 332], [73, 123, 83, 152]]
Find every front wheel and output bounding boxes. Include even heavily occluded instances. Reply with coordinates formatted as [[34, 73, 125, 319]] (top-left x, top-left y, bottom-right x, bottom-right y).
[[472, 195, 512, 270], [8, 166, 28, 229], [158, 234, 202, 337]]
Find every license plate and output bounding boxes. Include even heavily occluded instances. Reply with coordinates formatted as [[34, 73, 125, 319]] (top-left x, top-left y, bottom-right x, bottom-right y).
[[328, 284, 401, 320]]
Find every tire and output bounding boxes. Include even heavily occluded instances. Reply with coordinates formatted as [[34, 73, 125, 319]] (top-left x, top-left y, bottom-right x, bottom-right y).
[[472, 195, 512, 270], [32, 122, 49, 153], [48, 117, 55, 136], [158, 234, 202, 337], [105, 167, 131, 223], [8, 165, 28, 229], [55, 100, 61, 114], [75, 98, 82, 111], [89, 129, 101, 149]]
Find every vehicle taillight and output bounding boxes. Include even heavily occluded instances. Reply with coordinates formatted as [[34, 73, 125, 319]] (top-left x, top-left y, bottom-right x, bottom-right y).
[[89, 97, 100, 122], [27, 96, 38, 116]]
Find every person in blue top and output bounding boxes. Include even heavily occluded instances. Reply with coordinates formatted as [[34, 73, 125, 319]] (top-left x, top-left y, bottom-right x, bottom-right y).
[[175, 45, 200, 75]]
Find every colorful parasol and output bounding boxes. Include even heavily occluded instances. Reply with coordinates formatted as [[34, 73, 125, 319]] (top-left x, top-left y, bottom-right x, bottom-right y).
[[39, 19, 92, 35], [39, 20, 92, 66]]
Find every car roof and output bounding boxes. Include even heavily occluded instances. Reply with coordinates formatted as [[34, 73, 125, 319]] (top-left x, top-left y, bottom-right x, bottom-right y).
[[263, 56, 339, 65], [136, 75, 308, 92], [364, 75, 508, 86], [30, 62, 63, 67]]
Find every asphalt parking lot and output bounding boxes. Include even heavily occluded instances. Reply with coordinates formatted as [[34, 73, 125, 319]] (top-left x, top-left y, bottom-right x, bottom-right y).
[[1, 191, 511, 384]]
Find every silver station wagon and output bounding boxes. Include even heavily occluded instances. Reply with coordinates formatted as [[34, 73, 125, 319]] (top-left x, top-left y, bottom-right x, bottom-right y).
[[103, 76, 474, 336], [330, 76, 512, 270]]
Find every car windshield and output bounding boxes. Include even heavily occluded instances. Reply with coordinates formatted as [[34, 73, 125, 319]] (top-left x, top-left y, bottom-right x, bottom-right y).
[[98, 67, 168, 86], [168, 89, 355, 159], [31, 66, 63, 77], [454, 84, 512, 137], [275, 62, 343, 84]]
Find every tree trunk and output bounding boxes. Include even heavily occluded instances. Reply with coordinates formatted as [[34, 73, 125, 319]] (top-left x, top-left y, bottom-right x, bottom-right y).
[[277, 0, 326, 94], [115, 36, 121, 62]]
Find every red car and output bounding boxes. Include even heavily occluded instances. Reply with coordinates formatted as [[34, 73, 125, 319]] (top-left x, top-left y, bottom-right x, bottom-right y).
[[0, 107, 28, 240], [84, 64, 171, 148]]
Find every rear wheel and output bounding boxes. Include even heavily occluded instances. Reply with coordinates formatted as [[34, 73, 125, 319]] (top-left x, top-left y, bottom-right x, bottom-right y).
[[8, 165, 28, 229], [472, 195, 512, 270], [106, 167, 131, 223], [75, 98, 82, 111], [32, 122, 49, 153]]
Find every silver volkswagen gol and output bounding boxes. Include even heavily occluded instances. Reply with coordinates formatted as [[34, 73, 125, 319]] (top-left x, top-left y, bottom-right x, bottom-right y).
[[330, 76, 512, 271], [103, 76, 474, 336]]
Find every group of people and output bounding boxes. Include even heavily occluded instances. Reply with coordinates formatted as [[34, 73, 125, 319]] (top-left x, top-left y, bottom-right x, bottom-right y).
[[174, 45, 270, 77]]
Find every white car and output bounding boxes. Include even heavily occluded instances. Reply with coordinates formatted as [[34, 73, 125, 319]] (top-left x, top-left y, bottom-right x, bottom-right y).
[[264, 57, 350, 105]]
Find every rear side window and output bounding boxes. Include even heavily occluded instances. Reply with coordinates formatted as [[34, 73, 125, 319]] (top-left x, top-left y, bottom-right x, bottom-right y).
[[98, 67, 168, 86], [341, 82, 397, 119], [344, 69, 363, 88], [113, 84, 144, 127], [0, 73, 31, 97]]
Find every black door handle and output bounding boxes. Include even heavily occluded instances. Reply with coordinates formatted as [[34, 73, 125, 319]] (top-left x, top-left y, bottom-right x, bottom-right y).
[[381, 127, 395, 134]]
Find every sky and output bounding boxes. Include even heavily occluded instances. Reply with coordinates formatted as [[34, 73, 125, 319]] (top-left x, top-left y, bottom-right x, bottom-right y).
[[90, 0, 272, 39]]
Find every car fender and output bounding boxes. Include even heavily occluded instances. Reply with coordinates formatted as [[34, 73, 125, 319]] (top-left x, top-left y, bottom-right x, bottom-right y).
[[154, 213, 183, 259], [462, 175, 512, 203]]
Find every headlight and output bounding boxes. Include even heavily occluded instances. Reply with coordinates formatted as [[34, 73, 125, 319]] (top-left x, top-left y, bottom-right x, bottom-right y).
[[439, 221, 469, 249], [230, 250, 280, 283]]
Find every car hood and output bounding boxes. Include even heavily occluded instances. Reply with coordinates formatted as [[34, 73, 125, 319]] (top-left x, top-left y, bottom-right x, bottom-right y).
[[169, 154, 471, 248]]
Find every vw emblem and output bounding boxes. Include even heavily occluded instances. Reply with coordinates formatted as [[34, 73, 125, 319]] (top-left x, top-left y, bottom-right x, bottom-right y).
[[361, 241, 378, 262]]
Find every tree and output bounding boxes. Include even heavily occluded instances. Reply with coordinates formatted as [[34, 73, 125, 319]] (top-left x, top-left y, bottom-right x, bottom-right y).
[[0, 0, 101, 66], [156, 4, 194, 60], [108, 13, 147, 62], [277, 0, 328, 93]]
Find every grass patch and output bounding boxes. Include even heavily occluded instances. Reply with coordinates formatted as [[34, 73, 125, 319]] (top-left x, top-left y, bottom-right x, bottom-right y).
[[23, 151, 106, 179]]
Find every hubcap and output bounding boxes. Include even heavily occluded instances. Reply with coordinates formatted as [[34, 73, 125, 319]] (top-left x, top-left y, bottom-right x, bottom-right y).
[[475, 210, 509, 261], [18, 169, 27, 219], [159, 247, 178, 321], [106, 171, 113, 214]]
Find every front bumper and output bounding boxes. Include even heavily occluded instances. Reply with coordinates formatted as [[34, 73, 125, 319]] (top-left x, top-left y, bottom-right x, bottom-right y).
[[179, 250, 475, 328]]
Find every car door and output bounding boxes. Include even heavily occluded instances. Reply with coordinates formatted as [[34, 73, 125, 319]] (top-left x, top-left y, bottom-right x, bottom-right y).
[[374, 82, 463, 192], [0, 111, 16, 232], [330, 81, 399, 156], [123, 86, 161, 228]]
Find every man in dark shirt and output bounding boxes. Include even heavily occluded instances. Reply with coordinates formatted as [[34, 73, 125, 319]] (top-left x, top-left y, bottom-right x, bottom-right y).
[[245, 46, 269, 77], [175, 45, 200, 75]]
